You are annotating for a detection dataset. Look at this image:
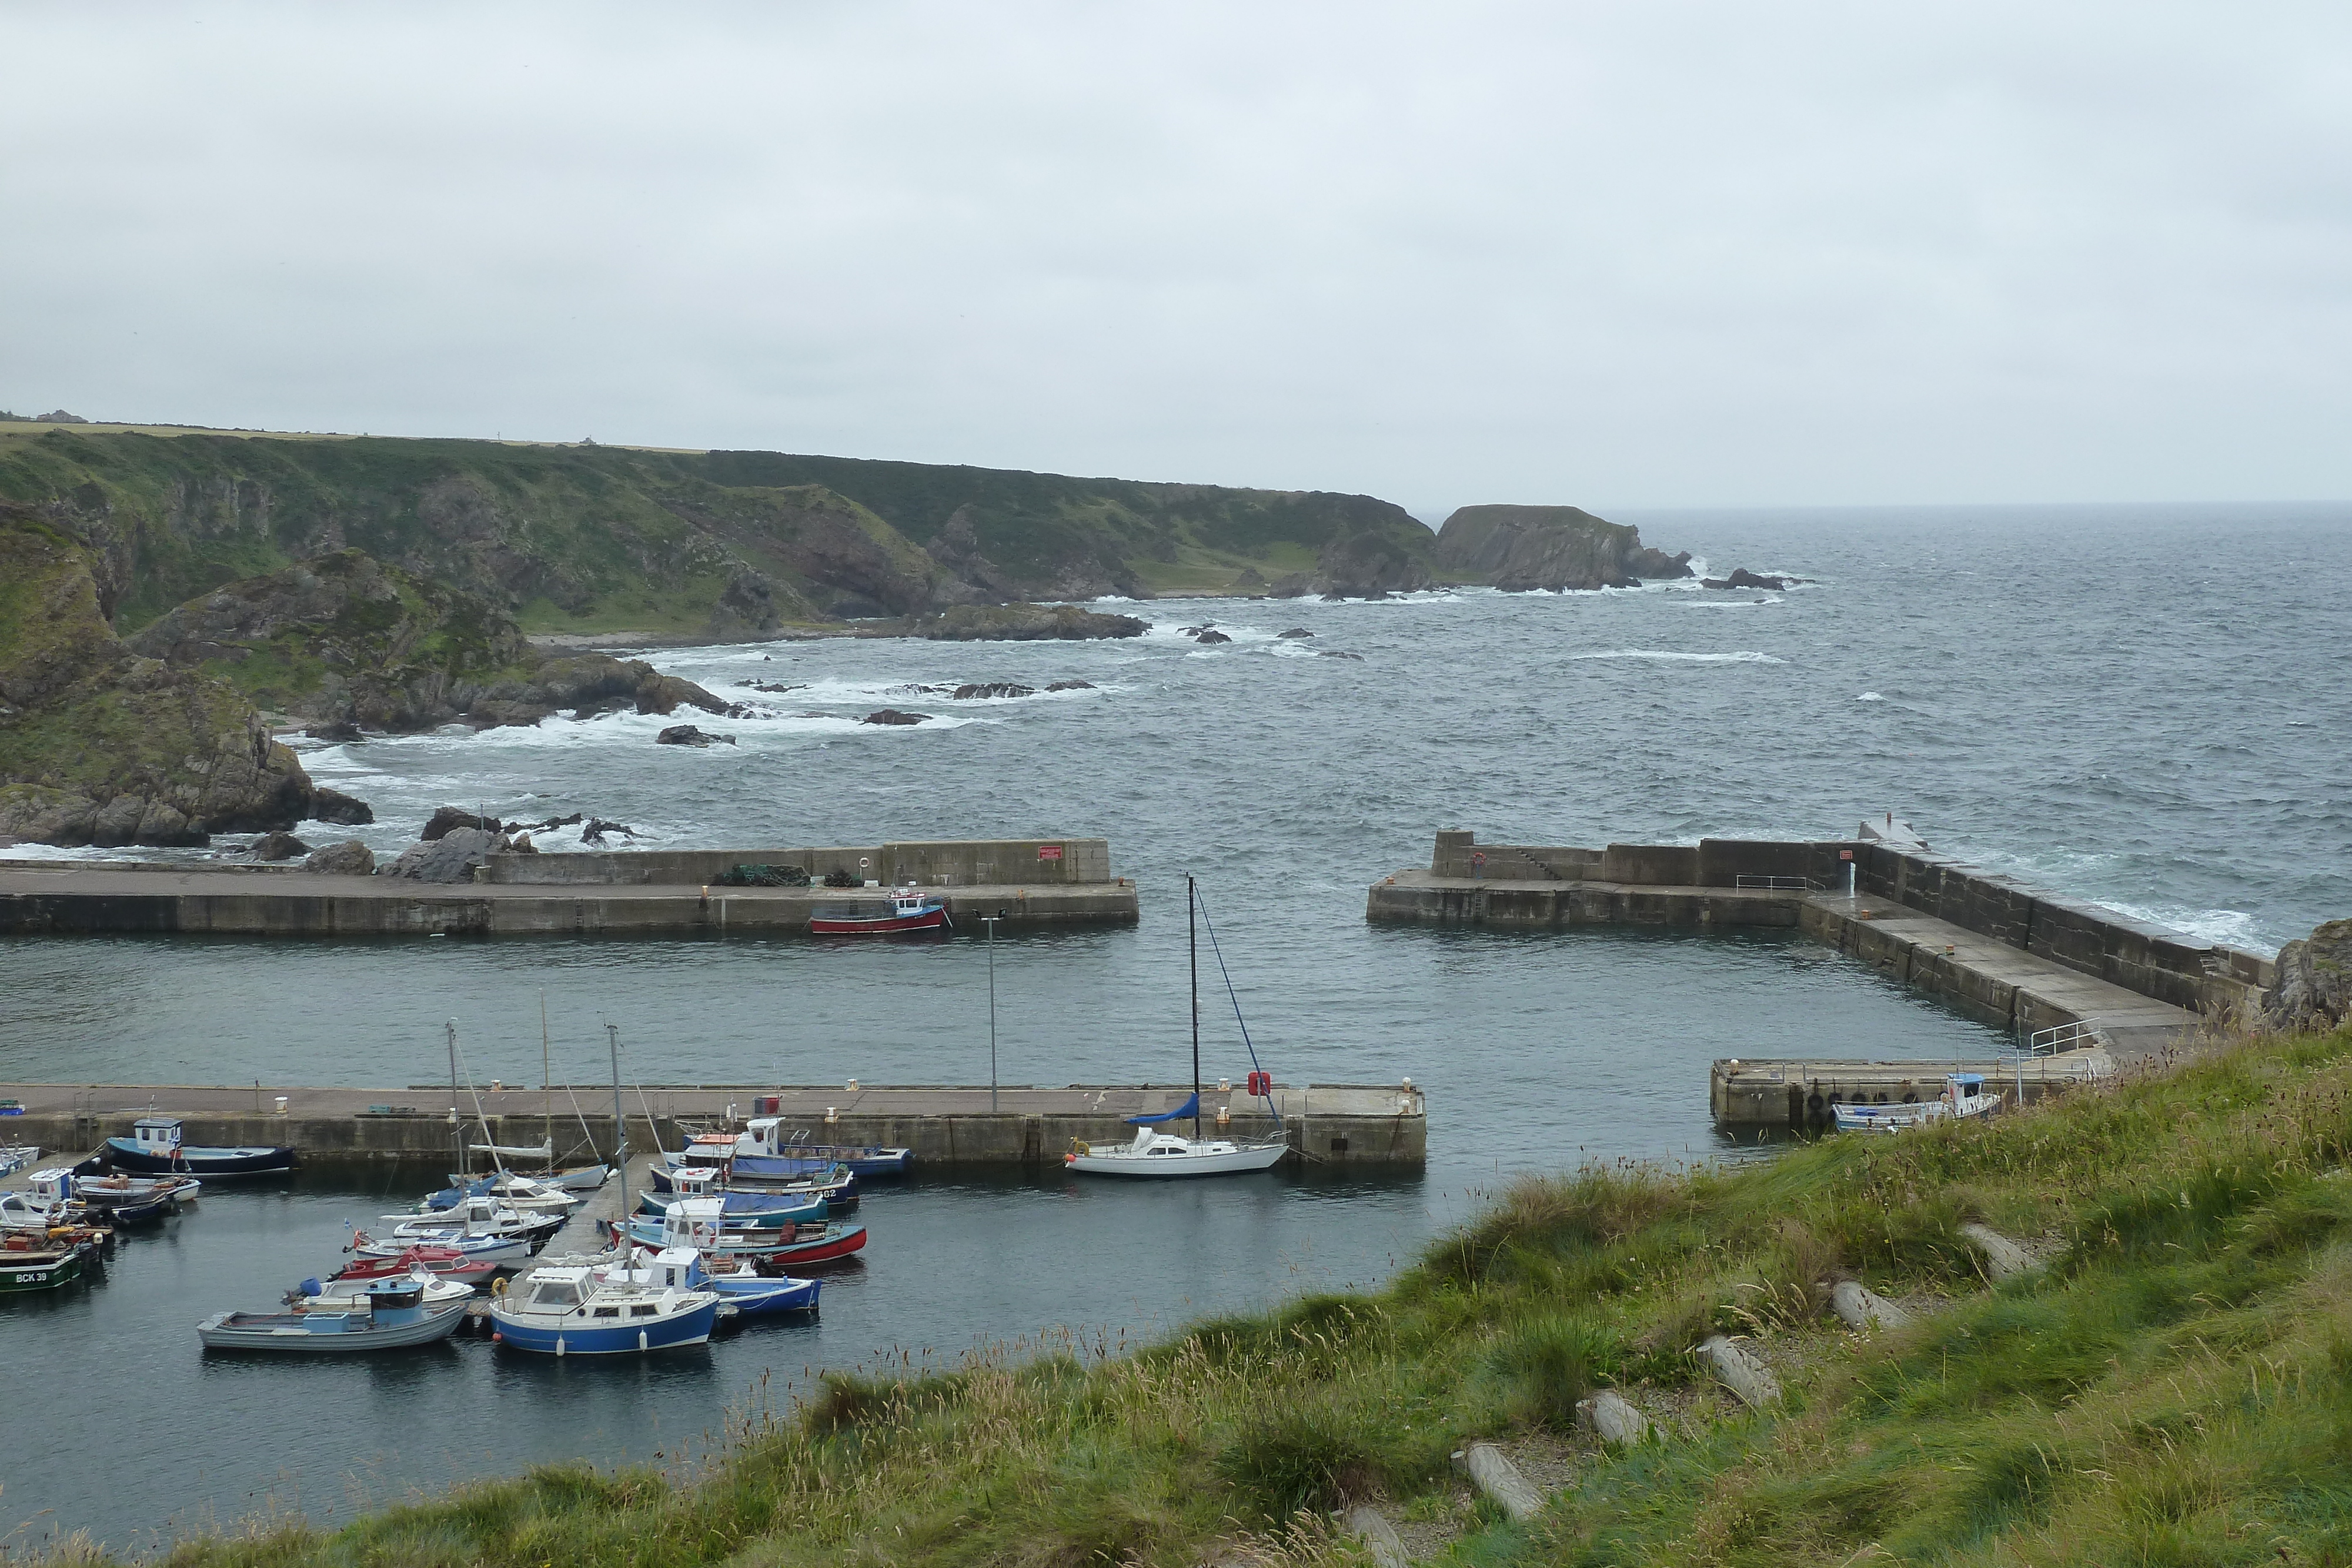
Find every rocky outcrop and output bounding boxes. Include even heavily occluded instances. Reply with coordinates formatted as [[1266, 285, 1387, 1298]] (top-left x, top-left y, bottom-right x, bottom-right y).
[[0, 509, 339, 847], [1434, 505, 1693, 591], [128, 551, 734, 733], [248, 831, 310, 861], [421, 807, 496, 841], [861, 708, 928, 725], [1314, 527, 1433, 598], [383, 826, 507, 882], [656, 724, 734, 747], [1702, 567, 1799, 591], [1278, 628, 1312, 639], [896, 604, 1149, 642], [951, 683, 1034, 700], [2267, 920, 2352, 1031], [1045, 680, 1094, 691], [300, 840, 375, 876], [1194, 629, 1233, 645]]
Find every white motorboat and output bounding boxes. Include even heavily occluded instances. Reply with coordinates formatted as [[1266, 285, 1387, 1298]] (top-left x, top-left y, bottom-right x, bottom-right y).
[[381, 1195, 564, 1248], [1833, 1073, 2001, 1134], [1064, 874, 1290, 1180]]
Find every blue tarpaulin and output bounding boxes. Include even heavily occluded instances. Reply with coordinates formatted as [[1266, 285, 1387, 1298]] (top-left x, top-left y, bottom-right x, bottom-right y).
[[1126, 1093, 1200, 1125]]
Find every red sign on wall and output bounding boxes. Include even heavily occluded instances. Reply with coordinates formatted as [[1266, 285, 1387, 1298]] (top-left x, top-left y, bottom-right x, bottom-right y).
[[1037, 845, 1064, 860]]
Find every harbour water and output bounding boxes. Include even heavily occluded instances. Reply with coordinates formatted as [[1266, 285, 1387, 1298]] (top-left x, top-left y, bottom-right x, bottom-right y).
[[3, 501, 2347, 1549]]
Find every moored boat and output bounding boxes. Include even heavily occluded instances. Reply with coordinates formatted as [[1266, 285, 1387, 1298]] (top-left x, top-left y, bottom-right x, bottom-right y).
[[197, 1272, 472, 1352], [383, 1195, 566, 1250], [637, 1245, 820, 1318], [0, 1235, 95, 1295], [349, 1227, 533, 1267], [1065, 875, 1290, 1179], [617, 1204, 868, 1268], [1832, 1073, 2000, 1134], [808, 888, 951, 935], [723, 1118, 913, 1178], [106, 1116, 295, 1177], [35, 1169, 198, 1223], [332, 1242, 504, 1286], [487, 1250, 721, 1355]]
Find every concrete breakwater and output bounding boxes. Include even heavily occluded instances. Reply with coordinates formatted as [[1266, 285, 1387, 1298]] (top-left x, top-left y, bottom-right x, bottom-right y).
[[0, 837, 1140, 937], [0, 1080, 1426, 1169], [1369, 828, 2277, 1066]]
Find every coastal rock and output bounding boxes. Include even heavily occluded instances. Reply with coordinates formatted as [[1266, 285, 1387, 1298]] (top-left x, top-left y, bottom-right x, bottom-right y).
[[1266, 573, 1313, 599], [304, 720, 365, 743], [248, 831, 310, 861], [0, 510, 321, 846], [1230, 566, 1268, 590], [861, 708, 929, 725], [1701, 567, 1794, 591], [656, 724, 734, 747], [1194, 629, 1234, 645], [1045, 680, 1094, 691], [580, 817, 637, 844], [383, 825, 507, 882], [951, 683, 1034, 700], [299, 840, 375, 876], [422, 807, 496, 841], [310, 787, 373, 826], [1277, 628, 1314, 639], [1434, 504, 1693, 591], [2267, 920, 2352, 1031], [897, 604, 1149, 642], [1317, 650, 1365, 661]]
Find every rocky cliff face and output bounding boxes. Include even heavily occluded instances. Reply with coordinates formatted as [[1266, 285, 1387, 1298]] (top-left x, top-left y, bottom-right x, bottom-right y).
[[2268, 920, 2352, 1031], [128, 550, 732, 732], [0, 507, 336, 847], [1432, 505, 1693, 591]]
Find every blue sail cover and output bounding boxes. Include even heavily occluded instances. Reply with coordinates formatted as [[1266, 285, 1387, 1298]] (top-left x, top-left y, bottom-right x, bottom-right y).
[[1127, 1093, 1200, 1126]]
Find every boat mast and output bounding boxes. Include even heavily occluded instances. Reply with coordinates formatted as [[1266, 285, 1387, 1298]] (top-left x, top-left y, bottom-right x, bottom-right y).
[[539, 989, 553, 1162], [608, 1022, 628, 1261], [446, 1020, 461, 1178], [1189, 874, 1201, 1140]]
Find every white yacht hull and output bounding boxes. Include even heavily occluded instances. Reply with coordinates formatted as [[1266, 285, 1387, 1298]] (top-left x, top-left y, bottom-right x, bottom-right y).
[[1067, 1141, 1288, 1178]]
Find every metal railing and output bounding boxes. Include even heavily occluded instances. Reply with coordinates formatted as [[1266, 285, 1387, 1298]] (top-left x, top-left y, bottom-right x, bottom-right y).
[[2020, 1017, 2111, 1056], [1734, 875, 1825, 891]]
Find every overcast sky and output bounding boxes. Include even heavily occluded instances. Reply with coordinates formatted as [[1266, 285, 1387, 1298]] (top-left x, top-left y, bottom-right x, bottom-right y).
[[4, 3, 2348, 514]]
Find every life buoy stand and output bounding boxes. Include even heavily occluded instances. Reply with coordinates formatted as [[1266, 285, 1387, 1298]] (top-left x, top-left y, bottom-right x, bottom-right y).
[[490, 1276, 508, 1297]]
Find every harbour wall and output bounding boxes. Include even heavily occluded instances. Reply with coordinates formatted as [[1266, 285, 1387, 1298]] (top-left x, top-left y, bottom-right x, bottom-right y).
[[0, 839, 1139, 938], [0, 1082, 1425, 1170], [1371, 830, 2275, 1057]]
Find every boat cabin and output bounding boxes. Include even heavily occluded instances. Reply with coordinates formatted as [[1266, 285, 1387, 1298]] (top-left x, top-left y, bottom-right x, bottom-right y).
[[661, 1196, 729, 1251], [123, 1118, 183, 1156]]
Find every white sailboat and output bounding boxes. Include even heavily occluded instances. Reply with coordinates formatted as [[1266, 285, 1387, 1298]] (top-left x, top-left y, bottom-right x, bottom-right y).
[[1066, 875, 1289, 1178]]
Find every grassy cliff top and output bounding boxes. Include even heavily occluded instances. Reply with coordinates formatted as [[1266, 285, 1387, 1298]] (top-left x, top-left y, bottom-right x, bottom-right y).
[[83, 1018, 2352, 1567]]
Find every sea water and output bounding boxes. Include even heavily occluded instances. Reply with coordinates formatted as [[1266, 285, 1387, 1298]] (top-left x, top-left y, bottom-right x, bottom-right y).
[[2, 502, 2346, 1547]]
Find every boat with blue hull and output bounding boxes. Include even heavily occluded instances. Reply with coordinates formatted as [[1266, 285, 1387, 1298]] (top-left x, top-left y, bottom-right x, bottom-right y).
[[722, 1118, 914, 1178], [636, 1170, 828, 1226], [639, 1245, 819, 1319], [622, 1199, 870, 1267], [106, 1117, 295, 1178], [489, 1249, 721, 1356]]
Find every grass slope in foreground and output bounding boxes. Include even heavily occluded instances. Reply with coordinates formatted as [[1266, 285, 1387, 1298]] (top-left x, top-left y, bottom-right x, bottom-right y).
[[53, 1022, 2352, 1567]]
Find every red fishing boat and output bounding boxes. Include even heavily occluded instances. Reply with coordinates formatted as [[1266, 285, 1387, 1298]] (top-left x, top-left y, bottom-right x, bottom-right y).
[[808, 888, 951, 935], [330, 1242, 502, 1286]]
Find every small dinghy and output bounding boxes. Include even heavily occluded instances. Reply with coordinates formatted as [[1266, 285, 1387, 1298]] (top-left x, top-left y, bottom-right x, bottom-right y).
[[808, 888, 951, 935], [107, 1116, 295, 1177], [0, 1144, 41, 1178], [198, 1271, 472, 1352], [1833, 1073, 2001, 1134], [488, 1249, 721, 1355]]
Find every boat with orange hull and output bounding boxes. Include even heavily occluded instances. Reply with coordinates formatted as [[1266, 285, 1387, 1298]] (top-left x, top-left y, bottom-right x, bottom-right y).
[[808, 888, 951, 935]]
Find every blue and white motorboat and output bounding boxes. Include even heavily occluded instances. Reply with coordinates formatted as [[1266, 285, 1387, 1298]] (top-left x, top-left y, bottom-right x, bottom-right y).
[[636, 1168, 828, 1227], [108, 1116, 295, 1177], [731, 1118, 913, 1178], [637, 1243, 819, 1319], [488, 1248, 721, 1355], [619, 1196, 868, 1266], [197, 1271, 473, 1352], [415, 1172, 579, 1216]]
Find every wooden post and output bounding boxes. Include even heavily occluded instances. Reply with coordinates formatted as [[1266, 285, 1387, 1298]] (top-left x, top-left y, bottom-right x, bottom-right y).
[[1576, 1389, 1652, 1446], [1452, 1442, 1546, 1521], [1698, 1335, 1781, 1408], [1830, 1279, 1910, 1330]]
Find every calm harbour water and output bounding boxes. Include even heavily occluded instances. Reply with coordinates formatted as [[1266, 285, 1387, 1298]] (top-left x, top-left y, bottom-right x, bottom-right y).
[[3, 502, 2347, 1550]]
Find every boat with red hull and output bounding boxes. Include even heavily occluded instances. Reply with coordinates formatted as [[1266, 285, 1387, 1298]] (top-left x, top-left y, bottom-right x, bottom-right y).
[[809, 888, 950, 935]]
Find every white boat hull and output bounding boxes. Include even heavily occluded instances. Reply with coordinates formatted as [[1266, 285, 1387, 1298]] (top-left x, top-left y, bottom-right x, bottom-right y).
[[1067, 1140, 1288, 1178]]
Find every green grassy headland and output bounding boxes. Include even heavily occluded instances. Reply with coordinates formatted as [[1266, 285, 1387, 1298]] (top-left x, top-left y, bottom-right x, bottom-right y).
[[45, 1019, 2352, 1566]]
